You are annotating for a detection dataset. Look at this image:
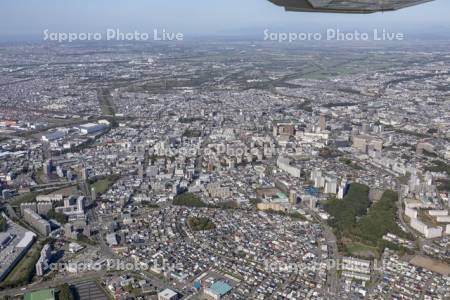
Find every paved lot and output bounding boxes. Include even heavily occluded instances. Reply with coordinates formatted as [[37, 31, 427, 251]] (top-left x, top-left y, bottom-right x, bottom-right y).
[[72, 280, 109, 300]]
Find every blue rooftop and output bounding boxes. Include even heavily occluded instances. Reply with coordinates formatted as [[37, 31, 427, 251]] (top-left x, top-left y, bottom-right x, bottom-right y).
[[209, 281, 232, 296], [305, 186, 319, 196], [193, 281, 202, 290]]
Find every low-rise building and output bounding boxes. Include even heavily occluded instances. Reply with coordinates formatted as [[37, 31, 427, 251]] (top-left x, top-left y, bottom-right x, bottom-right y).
[[158, 288, 178, 300]]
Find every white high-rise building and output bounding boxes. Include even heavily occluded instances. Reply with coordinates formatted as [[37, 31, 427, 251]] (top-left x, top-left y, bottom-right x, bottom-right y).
[[324, 177, 338, 194], [310, 168, 322, 181], [338, 180, 349, 199], [314, 176, 325, 189], [35, 244, 51, 276], [76, 196, 85, 213]]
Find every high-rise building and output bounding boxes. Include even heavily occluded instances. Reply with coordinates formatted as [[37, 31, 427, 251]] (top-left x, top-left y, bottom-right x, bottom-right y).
[[37, 202, 53, 215], [277, 156, 301, 178], [43, 159, 52, 176], [361, 123, 370, 133], [338, 180, 349, 199], [352, 135, 383, 153], [138, 164, 145, 179], [409, 172, 420, 193], [20, 202, 37, 216], [91, 187, 97, 202], [289, 190, 297, 205], [66, 170, 73, 181], [352, 136, 368, 152], [314, 176, 325, 189], [56, 165, 65, 178], [319, 113, 326, 132], [310, 168, 322, 181], [23, 209, 51, 236], [83, 225, 92, 237], [76, 196, 85, 213], [35, 244, 51, 276], [81, 167, 88, 181], [324, 177, 338, 194]]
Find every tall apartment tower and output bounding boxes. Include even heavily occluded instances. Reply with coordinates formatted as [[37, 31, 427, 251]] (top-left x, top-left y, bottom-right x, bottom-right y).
[[289, 190, 297, 205], [319, 113, 326, 132], [81, 167, 88, 181], [43, 159, 52, 176]]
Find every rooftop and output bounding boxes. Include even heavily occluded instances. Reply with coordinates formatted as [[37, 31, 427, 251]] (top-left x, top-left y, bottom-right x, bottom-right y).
[[159, 288, 177, 298], [16, 231, 36, 248], [208, 281, 232, 296], [24, 289, 55, 300]]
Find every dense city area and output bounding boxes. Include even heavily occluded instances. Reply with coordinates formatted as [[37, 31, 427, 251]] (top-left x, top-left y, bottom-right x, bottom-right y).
[[0, 40, 449, 300]]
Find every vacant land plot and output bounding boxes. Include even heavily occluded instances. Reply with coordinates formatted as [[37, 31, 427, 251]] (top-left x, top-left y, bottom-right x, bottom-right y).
[[410, 256, 450, 276]]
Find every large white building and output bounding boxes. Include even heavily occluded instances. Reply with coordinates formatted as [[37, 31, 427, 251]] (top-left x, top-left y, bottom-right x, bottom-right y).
[[404, 199, 449, 239], [158, 288, 178, 300], [410, 218, 443, 239], [324, 176, 338, 194], [337, 180, 349, 199], [276, 156, 301, 178], [78, 123, 107, 135], [36, 194, 64, 202], [0, 215, 36, 281], [341, 257, 371, 282], [36, 244, 51, 276], [41, 130, 66, 142], [23, 208, 51, 236], [56, 196, 85, 216]]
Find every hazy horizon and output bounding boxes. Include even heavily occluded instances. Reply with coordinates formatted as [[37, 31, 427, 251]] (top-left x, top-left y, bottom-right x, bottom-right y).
[[1, 0, 450, 40]]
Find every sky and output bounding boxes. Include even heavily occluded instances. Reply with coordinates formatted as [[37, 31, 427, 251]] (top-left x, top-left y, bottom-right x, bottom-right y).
[[0, 0, 449, 39]]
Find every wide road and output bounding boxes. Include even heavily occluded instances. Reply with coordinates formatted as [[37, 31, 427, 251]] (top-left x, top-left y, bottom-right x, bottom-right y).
[[0, 271, 105, 298], [309, 209, 340, 298]]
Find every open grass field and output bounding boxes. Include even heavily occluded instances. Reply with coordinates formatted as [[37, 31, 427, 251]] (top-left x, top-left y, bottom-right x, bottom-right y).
[[345, 242, 379, 259], [91, 177, 116, 195]]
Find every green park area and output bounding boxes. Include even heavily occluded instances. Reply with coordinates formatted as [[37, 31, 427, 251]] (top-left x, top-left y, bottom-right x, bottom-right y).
[[436, 179, 450, 192], [97, 88, 116, 116], [425, 160, 450, 175], [90, 175, 118, 196], [10, 192, 37, 206], [324, 183, 413, 258], [58, 284, 75, 300], [188, 217, 216, 231], [425, 160, 450, 191], [173, 193, 207, 207], [325, 183, 371, 238]]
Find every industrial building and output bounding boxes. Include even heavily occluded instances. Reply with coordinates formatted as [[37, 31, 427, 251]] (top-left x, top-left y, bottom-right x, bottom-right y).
[[78, 123, 107, 135], [0, 215, 36, 281]]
